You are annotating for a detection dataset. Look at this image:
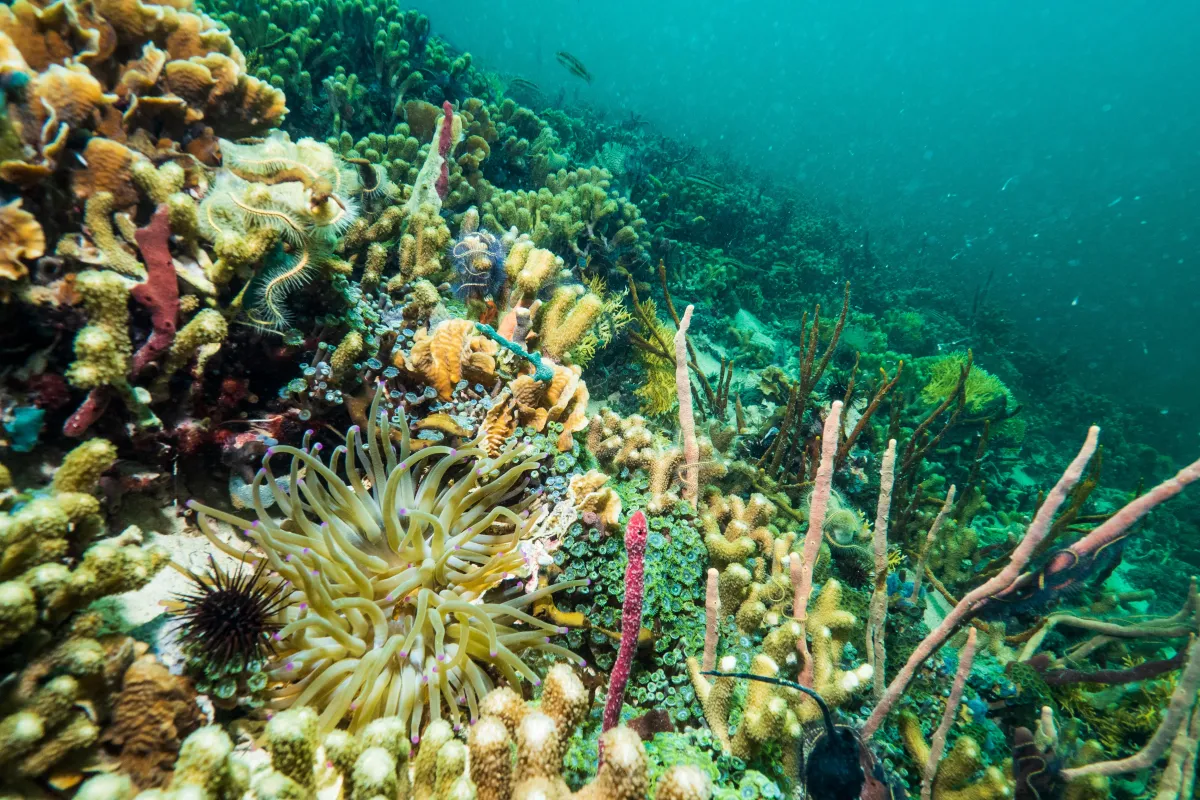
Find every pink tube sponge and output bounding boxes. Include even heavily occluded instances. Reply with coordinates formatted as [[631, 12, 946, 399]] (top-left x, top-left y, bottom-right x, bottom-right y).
[[603, 509, 649, 732]]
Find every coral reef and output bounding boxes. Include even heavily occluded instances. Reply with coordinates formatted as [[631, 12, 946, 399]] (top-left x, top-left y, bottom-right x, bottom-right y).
[[0, 2, 1197, 798]]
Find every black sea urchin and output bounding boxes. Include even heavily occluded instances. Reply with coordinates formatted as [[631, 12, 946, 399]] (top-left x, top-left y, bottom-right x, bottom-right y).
[[171, 555, 288, 694]]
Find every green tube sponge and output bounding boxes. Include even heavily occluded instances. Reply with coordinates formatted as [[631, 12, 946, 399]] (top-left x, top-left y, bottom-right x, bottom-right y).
[[253, 770, 308, 800], [20, 714, 100, 778], [67, 270, 132, 390], [73, 773, 135, 800], [265, 706, 319, 790], [434, 740, 471, 799], [325, 729, 363, 797], [53, 438, 117, 494], [160, 308, 228, 385], [21, 561, 70, 609], [169, 725, 237, 795], [360, 717, 411, 797], [0, 581, 36, 648], [413, 719, 455, 795], [330, 330, 364, 386], [0, 711, 45, 764], [351, 746, 398, 800], [25, 675, 82, 729]]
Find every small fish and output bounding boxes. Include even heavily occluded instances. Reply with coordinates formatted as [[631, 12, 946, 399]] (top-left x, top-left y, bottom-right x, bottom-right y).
[[508, 77, 543, 96], [685, 174, 727, 192], [555, 51, 592, 83]]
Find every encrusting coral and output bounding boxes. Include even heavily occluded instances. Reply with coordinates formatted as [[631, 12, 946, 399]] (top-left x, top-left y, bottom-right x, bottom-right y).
[[0, 0, 285, 189], [0, 197, 44, 287], [188, 385, 587, 735]]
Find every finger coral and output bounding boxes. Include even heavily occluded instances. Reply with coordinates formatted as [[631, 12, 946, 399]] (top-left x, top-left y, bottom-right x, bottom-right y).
[[75, 665, 711, 799], [188, 385, 586, 736], [0, 615, 141, 784], [0, 438, 167, 645]]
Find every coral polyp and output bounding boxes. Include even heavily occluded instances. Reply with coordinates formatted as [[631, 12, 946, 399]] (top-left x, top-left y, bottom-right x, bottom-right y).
[[188, 385, 585, 735]]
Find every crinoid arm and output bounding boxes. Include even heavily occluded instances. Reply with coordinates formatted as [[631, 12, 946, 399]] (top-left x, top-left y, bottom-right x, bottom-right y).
[[243, 244, 323, 331], [187, 383, 585, 736]]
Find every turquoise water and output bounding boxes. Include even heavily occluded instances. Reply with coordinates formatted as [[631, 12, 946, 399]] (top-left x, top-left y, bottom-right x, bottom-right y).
[[420, 0, 1200, 444]]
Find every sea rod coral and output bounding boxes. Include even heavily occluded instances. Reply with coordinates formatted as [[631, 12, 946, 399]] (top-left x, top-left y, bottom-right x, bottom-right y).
[[188, 384, 586, 735]]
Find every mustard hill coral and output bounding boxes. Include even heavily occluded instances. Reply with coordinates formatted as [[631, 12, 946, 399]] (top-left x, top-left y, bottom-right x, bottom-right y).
[[0, 197, 44, 286], [0, 438, 167, 647], [0, 620, 139, 782], [188, 385, 586, 736]]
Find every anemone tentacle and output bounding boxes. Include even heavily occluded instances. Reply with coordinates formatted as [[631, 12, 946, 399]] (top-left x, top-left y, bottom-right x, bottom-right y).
[[189, 383, 584, 734]]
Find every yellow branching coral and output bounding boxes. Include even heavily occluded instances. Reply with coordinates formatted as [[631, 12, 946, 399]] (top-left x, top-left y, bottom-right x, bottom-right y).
[[586, 407, 725, 511], [898, 710, 1014, 800], [189, 386, 586, 736]]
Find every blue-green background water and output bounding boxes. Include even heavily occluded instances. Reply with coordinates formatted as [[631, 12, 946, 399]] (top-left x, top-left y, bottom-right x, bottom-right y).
[[417, 0, 1200, 445]]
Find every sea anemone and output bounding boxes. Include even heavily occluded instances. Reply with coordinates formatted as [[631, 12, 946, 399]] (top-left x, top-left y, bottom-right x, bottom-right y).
[[188, 385, 585, 736], [170, 555, 288, 700]]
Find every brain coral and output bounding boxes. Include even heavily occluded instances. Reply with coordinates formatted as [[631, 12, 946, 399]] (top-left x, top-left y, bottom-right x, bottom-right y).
[[189, 385, 585, 736]]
